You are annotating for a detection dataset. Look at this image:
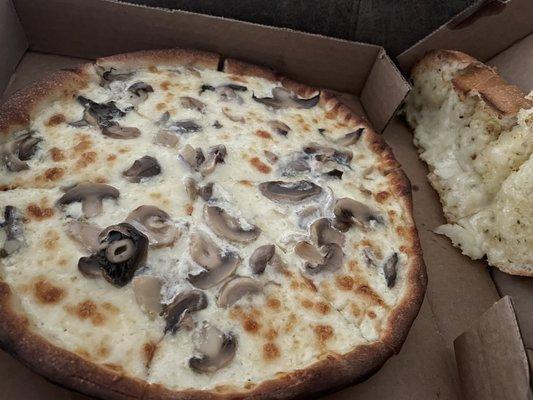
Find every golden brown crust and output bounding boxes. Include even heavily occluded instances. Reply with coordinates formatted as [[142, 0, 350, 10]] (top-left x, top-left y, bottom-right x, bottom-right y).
[[0, 49, 426, 399], [411, 49, 532, 116], [97, 48, 220, 71], [0, 66, 91, 137]]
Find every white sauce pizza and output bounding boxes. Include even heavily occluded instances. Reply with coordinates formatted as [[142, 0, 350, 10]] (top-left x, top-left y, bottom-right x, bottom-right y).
[[0, 49, 425, 399]]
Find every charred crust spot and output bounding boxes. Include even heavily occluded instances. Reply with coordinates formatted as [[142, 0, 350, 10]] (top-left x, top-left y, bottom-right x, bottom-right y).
[[26, 203, 54, 220], [255, 130, 272, 139], [266, 297, 280, 310], [160, 81, 171, 90], [336, 275, 354, 291], [314, 325, 334, 342], [143, 342, 157, 368], [262, 342, 280, 361], [315, 301, 331, 315], [46, 114, 66, 127], [375, 191, 390, 203], [49, 147, 65, 161], [34, 279, 65, 304], [249, 157, 271, 174]]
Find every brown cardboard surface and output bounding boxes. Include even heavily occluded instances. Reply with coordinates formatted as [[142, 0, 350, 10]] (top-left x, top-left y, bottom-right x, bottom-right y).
[[397, 0, 533, 73], [0, 52, 460, 400], [0, 0, 27, 94], [454, 297, 532, 400]]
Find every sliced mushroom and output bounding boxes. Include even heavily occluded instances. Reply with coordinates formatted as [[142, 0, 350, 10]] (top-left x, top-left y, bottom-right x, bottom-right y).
[[249, 244, 275, 275], [78, 256, 102, 278], [185, 177, 198, 201], [334, 128, 364, 146], [204, 205, 260, 243], [324, 169, 343, 179], [189, 324, 237, 373], [188, 251, 240, 290], [180, 97, 206, 113], [0, 206, 25, 257], [303, 142, 353, 165], [128, 82, 154, 106], [222, 107, 244, 123], [310, 218, 345, 247], [189, 231, 223, 269], [200, 145, 227, 176], [153, 130, 179, 148], [383, 253, 398, 288], [295, 241, 343, 275], [198, 182, 214, 201], [258, 180, 322, 203], [126, 205, 178, 247], [132, 275, 163, 319], [57, 183, 120, 218], [66, 219, 102, 252], [297, 205, 321, 229], [252, 87, 320, 109], [77, 223, 148, 286], [268, 120, 291, 136], [215, 84, 247, 104], [280, 156, 311, 177], [169, 120, 202, 134], [102, 124, 141, 139], [333, 197, 382, 231], [1, 132, 42, 172], [98, 67, 134, 85], [217, 276, 262, 308], [200, 84, 215, 93], [162, 290, 208, 334], [76, 96, 125, 128], [179, 145, 205, 170], [122, 156, 161, 183]]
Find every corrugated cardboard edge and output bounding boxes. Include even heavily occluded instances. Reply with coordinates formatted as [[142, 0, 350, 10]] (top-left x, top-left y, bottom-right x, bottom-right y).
[[0, 0, 27, 95], [454, 296, 532, 400], [397, 0, 533, 73], [361, 49, 410, 132]]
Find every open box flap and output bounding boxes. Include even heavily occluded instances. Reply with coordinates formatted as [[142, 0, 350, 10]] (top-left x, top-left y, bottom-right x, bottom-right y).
[[454, 296, 532, 399], [397, 0, 533, 74], [0, 0, 27, 95], [12, 0, 406, 132]]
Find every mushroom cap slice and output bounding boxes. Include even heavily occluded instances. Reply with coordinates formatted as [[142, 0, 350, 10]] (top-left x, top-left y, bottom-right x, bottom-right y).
[[132, 275, 163, 319], [295, 241, 344, 275], [249, 244, 276, 275], [310, 218, 345, 247], [77, 256, 102, 278], [154, 130, 180, 148], [334, 128, 364, 146], [77, 96, 125, 128], [57, 183, 120, 218], [188, 251, 241, 290], [189, 324, 237, 373], [217, 276, 262, 308], [126, 205, 178, 247], [333, 197, 383, 230], [200, 145, 227, 176], [204, 205, 260, 243], [102, 124, 141, 139], [66, 219, 102, 252], [268, 120, 291, 136], [253, 87, 320, 109], [169, 120, 202, 134], [180, 96, 206, 113], [77, 223, 148, 287], [383, 253, 398, 288], [184, 177, 198, 201], [303, 142, 353, 165], [122, 156, 162, 183], [163, 290, 208, 334], [188, 231, 223, 270], [180, 144, 205, 170], [258, 180, 322, 203], [1, 133, 41, 172], [0, 206, 25, 257], [128, 82, 154, 106]]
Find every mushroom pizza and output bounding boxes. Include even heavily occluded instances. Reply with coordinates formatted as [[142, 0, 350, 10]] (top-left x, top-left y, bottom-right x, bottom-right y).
[[0, 49, 426, 399]]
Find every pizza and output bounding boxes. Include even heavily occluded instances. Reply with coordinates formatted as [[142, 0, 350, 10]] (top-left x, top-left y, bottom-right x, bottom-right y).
[[404, 50, 533, 276], [0, 48, 426, 399]]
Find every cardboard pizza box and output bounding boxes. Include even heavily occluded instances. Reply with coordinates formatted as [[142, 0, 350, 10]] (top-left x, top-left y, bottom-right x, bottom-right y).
[[398, 0, 533, 398], [0, 0, 529, 399]]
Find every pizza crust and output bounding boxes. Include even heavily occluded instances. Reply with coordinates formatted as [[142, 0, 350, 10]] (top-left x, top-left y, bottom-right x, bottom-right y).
[[0, 48, 426, 399]]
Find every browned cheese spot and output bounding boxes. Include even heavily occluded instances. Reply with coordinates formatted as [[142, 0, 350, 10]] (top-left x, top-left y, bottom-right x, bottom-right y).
[[156, 102, 167, 111], [301, 299, 314, 309], [68, 300, 106, 326], [26, 203, 54, 220], [118, 147, 130, 154], [249, 157, 271, 174], [75, 348, 91, 359], [95, 176, 107, 184], [238, 180, 253, 187], [285, 313, 297, 333], [49, 147, 65, 162], [255, 130, 272, 139], [315, 301, 331, 315], [106, 154, 117, 163], [34, 279, 66, 304], [243, 315, 260, 333], [76, 151, 97, 169], [103, 363, 124, 373], [367, 310, 377, 319], [355, 285, 387, 308], [264, 328, 279, 341], [58, 258, 68, 267], [351, 303, 362, 318], [263, 342, 280, 361], [375, 191, 391, 203], [73, 136, 92, 154], [160, 81, 171, 90], [46, 114, 66, 127], [143, 342, 157, 368], [96, 344, 110, 358], [148, 66, 158, 73], [101, 302, 120, 314], [185, 204, 194, 216], [336, 275, 354, 291], [266, 297, 281, 310], [36, 167, 65, 183], [44, 230, 60, 250], [314, 325, 334, 343]]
